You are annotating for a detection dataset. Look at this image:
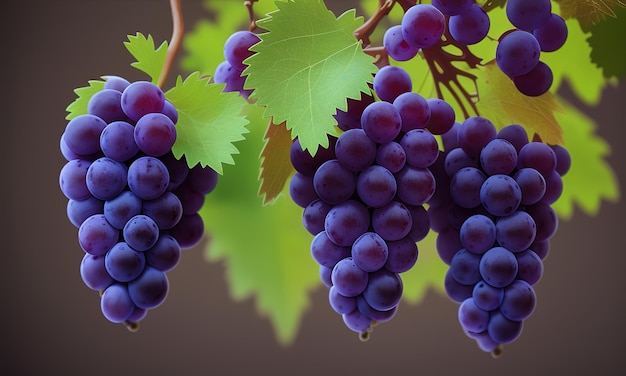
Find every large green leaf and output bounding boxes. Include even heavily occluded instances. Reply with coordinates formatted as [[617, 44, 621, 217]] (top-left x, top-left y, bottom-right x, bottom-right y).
[[244, 0, 377, 154], [199, 104, 319, 345], [165, 72, 250, 173], [123, 33, 168, 84]]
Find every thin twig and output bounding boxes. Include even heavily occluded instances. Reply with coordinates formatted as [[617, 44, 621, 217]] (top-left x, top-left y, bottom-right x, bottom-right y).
[[157, 0, 184, 88]]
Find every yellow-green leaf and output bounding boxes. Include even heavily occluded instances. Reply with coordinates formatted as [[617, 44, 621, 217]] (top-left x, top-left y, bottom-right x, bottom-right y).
[[476, 61, 564, 145], [258, 120, 296, 205], [123, 33, 168, 84]]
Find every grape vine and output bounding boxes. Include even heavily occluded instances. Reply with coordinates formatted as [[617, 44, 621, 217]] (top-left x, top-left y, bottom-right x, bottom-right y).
[[58, 0, 621, 357]]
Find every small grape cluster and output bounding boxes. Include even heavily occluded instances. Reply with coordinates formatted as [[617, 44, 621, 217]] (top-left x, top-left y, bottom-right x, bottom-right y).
[[495, 0, 568, 96], [384, 1, 567, 97], [214, 30, 260, 98], [289, 58, 458, 338], [428, 117, 570, 354], [59, 77, 216, 329]]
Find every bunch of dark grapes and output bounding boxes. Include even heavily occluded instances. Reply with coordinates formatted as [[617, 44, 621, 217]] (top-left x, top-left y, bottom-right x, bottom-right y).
[[214, 30, 260, 98], [59, 77, 216, 330], [289, 58, 458, 339], [428, 117, 570, 355], [384, 1, 567, 97]]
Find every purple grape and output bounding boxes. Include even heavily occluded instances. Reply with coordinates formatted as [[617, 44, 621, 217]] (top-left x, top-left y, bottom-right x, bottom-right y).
[[63, 114, 107, 156], [495, 210, 537, 253], [59, 159, 92, 201], [335, 93, 374, 131], [514, 168, 547, 205], [173, 181, 206, 215], [432, 0, 473, 16], [100, 121, 139, 162], [134, 112, 177, 157], [356, 165, 397, 208], [457, 116, 497, 158], [362, 268, 403, 311], [302, 199, 332, 235], [313, 159, 356, 205], [78, 214, 119, 256], [480, 138, 518, 176], [460, 214, 496, 255], [425, 98, 456, 135], [384, 236, 419, 273], [123, 214, 160, 252], [444, 268, 473, 303], [127, 156, 170, 200], [472, 280, 504, 311], [329, 286, 357, 314], [436, 226, 463, 265], [127, 266, 169, 310], [144, 234, 181, 272], [214, 60, 248, 95], [488, 310, 523, 344], [88, 89, 127, 124], [120, 81, 165, 122], [444, 148, 479, 177], [324, 200, 370, 247], [402, 4, 445, 48], [393, 92, 431, 132], [479, 247, 519, 288], [500, 280, 536, 321], [526, 202, 558, 242], [450, 167, 487, 209], [104, 190, 143, 230], [289, 172, 319, 208], [331, 257, 369, 297], [100, 283, 135, 323], [223, 30, 260, 71], [371, 201, 413, 241], [186, 164, 219, 195], [342, 308, 372, 332], [513, 60, 553, 97], [480, 174, 522, 217], [162, 100, 179, 124], [310, 231, 351, 268], [506, 0, 552, 31], [496, 30, 541, 77], [357, 295, 398, 323], [540, 170, 563, 205], [383, 25, 419, 62], [335, 128, 377, 172], [86, 157, 128, 200], [449, 4, 490, 45], [169, 213, 205, 249], [361, 100, 402, 144], [497, 124, 529, 152], [67, 197, 104, 228], [373, 65, 413, 103], [290, 137, 336, 176], [103, 75, 131, 92], [352, 232, 389, 272], [105, 242, 146, 282], [515, 249, 544, 285], [142, 192, 183, 230], [533, 13, 568, 52], [450, 248, 482, 285], [395, 165, 436, 205], [458, 298, 490, 333], [518, 141, 557, 177], [80, 253, 113, 291], [376, 141, 407, 173], [551, 144, 571, 176], [400, 129, 439, 168], [407, 204, 430, 242]]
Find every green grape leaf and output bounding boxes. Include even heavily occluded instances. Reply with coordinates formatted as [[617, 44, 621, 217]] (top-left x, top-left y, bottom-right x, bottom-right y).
[[400, 230, 448, 304], [244, 0, 377, 155], [587, 6, 626, 79], [123, 33, 168, 83], [165, 72, 250, 173], [476, 61, 564, 145], [555, 0, 626, 32], [551, 98, 620, 219], [258, 120, 295, 205], [200, 104, 319, 345], [65, 79, 105, 120]]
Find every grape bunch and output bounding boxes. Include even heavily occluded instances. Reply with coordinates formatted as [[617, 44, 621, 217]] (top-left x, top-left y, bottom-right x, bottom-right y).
[[384, 1, 567, 97], [428, 117, 570, 355], [214, 30, 260, 98], [59, 77, 216, 329], [289, 60, 457, 338]]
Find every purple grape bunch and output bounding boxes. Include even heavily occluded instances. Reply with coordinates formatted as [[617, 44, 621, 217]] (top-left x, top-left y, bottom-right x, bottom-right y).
[[214, 30, 260, 99], [428, 116, 570, 355], [59, 77, 217, 329], [289, 62, 458, 339], [384, 1, 567, 97]]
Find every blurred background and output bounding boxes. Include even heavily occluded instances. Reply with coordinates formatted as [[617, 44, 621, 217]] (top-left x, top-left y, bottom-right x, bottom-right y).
[[1, 1, 624, 375]]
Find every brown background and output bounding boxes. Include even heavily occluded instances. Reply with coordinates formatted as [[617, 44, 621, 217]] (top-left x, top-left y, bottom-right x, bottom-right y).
[[1, 1, 624, 375]]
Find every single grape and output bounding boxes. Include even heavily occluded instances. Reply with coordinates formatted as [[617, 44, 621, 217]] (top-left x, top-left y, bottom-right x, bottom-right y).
[[63, 114, 107, 156], [351, 232, 389, 272], [394, 165, 436, 206], [500, 280, 536, 321], [383, 25, 419, 62], [80, 253, 113, 291], [100, 283, 135, 323], [310, 231, 351, 268], [384, 236, 419, 273], [496, 30, 541, 77], [142, 192, 183, 230], [480, 174, 522, 217], [479, 247, 519, 288], [329, 286, 357, 314], [313, 159, 356, 205], [362, 268, 403, 311], [393, 92, 431, 132], [100, 121, 139, 162], [480, 138, 518, 176], [495, 210, 537, 253], [59, 159, 92, 201], [103, 190, 143, 230], [223, 30, 260, 71], [78, 214, 119, 256], [402, 4, 445, 48], [127, 156, 170, 200], [335, 128, 377, 172], [373, 65, 413, 103], [86, 157, 128, 201], [120, 81, 165, 122], [506, 0, 552, 31], [472, 280, 504, 311], [425, 98, 455, 135], [400, 129, 439, 168], [513, 61, 553, 97], [127, 266, 169, 310], [356, 165, 397, 208], [105, 242, 146, 282], [458, 298, 490, 333], [457, 116, 497, 158], [324, 200, 370, 247], [372, 201, 413, 242], [67, 197, 104, 228], [144, 234, 182, 273], [449, 4, 490, 45], [450, 249, 482, 285], [331, 257, 369, 297], [123, 214, 160, 252], [460, 214, 496, 255], [134, 112, 177, 157], [533, 13, 568, 52], [432, 0, 473, 16]]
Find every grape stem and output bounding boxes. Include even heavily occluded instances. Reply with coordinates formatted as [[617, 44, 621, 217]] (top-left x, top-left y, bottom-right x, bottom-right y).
[[157, 0, 184, 89], [245, 0, 260, 32]]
